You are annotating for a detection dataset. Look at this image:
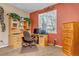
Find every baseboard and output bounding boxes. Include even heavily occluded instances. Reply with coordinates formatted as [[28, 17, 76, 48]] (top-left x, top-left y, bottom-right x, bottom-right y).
[[48, 44, 62, 48], [48, 44, 53, 46], [55, 45, 62, 48], [0, 45, 8, 48]]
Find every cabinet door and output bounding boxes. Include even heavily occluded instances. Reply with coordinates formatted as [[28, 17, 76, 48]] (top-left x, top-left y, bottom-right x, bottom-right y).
[[39, 35, 48, 46], [9, 35, 22, 48]]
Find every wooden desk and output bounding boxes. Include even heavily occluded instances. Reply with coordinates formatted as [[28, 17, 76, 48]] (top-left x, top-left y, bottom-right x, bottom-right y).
[[32, 34, 48, 46], [9, 32, 23, 48]]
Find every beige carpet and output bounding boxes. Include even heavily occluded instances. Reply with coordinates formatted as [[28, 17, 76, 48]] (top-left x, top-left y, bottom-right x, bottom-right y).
[[0, 46, 64, 56]]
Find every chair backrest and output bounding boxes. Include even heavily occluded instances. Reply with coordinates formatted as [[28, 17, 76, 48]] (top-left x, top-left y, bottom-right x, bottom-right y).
[[23, 31, 31, 41]]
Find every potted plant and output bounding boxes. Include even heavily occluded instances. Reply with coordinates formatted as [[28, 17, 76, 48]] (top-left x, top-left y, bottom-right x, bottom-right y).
[[24, 17, 31, 26], [7, 13, 20, 21]]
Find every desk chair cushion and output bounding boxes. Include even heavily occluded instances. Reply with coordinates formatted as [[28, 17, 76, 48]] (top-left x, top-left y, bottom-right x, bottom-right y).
[[23, 31, 33, 41]]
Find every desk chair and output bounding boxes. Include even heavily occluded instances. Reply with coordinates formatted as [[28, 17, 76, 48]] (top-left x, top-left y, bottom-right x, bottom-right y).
[[22, 31, 36, 47]]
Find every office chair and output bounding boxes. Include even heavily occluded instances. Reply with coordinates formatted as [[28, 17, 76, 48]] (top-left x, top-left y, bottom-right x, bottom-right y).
[[22, 31, 36, 47]]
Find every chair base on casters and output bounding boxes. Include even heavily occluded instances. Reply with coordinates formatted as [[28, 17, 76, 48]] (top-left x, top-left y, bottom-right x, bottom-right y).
[[22, 41, 36, 48]]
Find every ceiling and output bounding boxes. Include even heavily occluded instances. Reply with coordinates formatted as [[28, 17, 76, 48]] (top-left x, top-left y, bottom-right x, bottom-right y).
[[11, 3, 56, 13]]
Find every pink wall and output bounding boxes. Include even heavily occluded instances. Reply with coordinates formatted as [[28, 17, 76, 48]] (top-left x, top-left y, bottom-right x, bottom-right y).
[[30, 3, 79, 46], [58, 3, 79, 22]]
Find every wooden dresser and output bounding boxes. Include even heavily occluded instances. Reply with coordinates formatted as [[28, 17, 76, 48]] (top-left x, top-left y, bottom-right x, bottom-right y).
[[63, 22, 79, 56]]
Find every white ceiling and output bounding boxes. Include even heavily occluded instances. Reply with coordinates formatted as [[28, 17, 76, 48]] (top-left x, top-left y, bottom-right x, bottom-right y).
[[11, 3, 56, 13]]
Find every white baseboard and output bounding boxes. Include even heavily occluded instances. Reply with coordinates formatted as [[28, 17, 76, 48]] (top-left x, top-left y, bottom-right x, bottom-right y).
[[48, 44, 53, 46], [0, 45, 8, 48], [48, 44, 63, 48], [55, 45, 62, 48]]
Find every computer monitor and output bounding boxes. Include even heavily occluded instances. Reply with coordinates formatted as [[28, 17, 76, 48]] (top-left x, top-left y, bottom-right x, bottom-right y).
[[33, 28, 40, 34], [33, 28, 47, 34], [40, 30, 46, 34]]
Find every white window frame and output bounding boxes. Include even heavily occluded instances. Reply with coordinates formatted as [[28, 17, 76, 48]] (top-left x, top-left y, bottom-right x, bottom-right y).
[[38, 10, 57, 33]]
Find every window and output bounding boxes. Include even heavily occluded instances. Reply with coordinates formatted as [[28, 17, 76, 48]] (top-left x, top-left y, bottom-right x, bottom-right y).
[[38, 10, 57, 33]]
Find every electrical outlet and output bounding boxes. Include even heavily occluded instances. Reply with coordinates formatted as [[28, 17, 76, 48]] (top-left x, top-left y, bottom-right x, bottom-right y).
[[0, 40, 3, 42]]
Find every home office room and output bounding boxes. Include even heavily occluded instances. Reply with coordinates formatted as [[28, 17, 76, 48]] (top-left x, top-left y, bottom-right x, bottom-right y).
[[0, 3, 62, 56], [1, 3, 79, 56]]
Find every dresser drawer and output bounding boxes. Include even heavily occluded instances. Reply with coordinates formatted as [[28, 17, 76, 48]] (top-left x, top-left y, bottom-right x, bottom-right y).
[[63, 32, 73, 36], [63, 46, 72, 52], [63, 36, 73, 41], [63, 41, 72, 46], [63, 23, 73, 30], [63, 30, 73, 33], [63, 49, 72, 56], [63, 43, 72, 51], [63, 38, 72, 44]]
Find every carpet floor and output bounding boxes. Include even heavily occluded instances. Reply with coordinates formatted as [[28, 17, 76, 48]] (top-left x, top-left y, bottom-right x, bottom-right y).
[[0, 46, 64, 56]]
